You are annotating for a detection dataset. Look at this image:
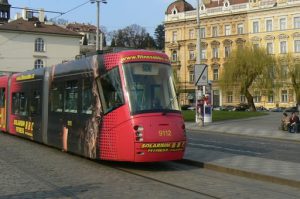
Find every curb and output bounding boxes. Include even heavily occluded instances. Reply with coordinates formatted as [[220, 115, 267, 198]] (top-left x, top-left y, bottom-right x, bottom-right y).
[[186, 128, 300, 144], [180, 159, 300, 189]]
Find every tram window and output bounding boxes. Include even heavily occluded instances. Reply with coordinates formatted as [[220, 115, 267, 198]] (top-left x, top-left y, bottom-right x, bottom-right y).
[[12, 92, 28, 116], [99, 67, 124, 114], [82, 79, 92, 114], [50, 84, 63, 112], [64, 80, 78, 113], [0, 88, 5, 108], [29, 90, 40, 116]]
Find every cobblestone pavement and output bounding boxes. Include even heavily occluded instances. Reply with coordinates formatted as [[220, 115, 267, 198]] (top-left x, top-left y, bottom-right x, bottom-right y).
[[184, 112, 300, 188], [1, 132, 300, 199]]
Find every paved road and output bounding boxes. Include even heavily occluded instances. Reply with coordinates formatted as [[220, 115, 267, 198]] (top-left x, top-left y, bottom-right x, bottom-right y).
[[184, 112, 300, 188], [1, 132, 300, 199], [187, 131, 300, 163]]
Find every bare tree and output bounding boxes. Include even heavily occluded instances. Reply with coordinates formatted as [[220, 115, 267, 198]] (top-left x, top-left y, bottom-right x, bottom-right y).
[[220, 45, 275, 111], [109, 24, 156, 49]]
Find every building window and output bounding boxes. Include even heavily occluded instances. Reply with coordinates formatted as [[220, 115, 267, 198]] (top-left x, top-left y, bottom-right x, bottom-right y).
[[227, 91, 233, 103], [189, 29, 194, 39], [267, 42, 273, 54], [281, 64, 288, 78], [295, 40, 300, 53], [225, 46, 231, 58], [253, 43, 259, 49], [201, 49, 206, 59], [294, 17, 300, 29], [225, 25, 231, 36], [172, 31, 177, 42], [237, 24, 244, 34], [279, 18, 287, 30], [213, 68, 219, 80], [34, 59, 44, 69], [253, 21, 259, 33], [281, 90, 288, 102], [253, 91, 261, 103], [240, 95, 246, 103], [200, 27, 206, 38], [35, 38, 45, 52], [280, 41, 287, 54], [172, 51, 178, 62], [189, 50, 195, 60], [212, 47, 219, 58], [189, 71, 194, 83], [266, 19, 272, 32], [212, 26, 218, 37], [268, 91, 274, 103]]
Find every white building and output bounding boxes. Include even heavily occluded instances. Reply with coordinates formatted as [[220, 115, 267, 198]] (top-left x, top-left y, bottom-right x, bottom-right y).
[[0, 3, 81, 72]]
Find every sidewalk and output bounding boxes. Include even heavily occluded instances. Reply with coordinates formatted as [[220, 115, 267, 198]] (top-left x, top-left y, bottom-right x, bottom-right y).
[[183, 112, 300, 188]]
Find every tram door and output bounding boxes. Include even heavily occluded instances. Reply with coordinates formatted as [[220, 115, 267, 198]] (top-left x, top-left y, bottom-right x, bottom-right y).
[[0, 88, 6, 130]]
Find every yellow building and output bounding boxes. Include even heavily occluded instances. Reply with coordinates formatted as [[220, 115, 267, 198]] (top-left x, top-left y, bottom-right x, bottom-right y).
[[164, 0, 300, 108]]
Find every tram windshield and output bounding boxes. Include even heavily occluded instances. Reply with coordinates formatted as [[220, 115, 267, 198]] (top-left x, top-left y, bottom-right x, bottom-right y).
[[123, 62, 180, 115]]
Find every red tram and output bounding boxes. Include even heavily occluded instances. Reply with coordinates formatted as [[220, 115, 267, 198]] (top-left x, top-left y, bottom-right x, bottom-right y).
[[0, 50, 186, 162]]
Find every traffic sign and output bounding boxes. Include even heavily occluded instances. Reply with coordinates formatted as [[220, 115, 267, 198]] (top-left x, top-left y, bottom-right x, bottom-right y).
[[194, 64, 208, 86]]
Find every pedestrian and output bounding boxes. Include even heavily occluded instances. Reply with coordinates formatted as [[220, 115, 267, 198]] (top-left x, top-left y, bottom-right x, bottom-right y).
[[280, 112, 290, 131], [288, 112, 300, 133]]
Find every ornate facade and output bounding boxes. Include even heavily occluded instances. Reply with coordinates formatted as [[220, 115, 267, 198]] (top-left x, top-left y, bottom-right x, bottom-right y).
[[165, 0, 300, 108]]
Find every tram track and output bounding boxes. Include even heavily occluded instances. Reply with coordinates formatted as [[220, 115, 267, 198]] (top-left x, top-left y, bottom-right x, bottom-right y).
[[99, 161, 222, 199]]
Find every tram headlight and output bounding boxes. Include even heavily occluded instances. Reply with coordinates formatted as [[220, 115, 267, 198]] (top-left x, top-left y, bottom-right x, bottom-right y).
[[134, 125, 144, 131], [134, 125, 144, 142], [136, 131, 143, 137]]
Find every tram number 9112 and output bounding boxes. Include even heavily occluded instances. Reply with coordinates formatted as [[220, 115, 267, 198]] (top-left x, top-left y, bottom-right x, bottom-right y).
[[158, 130, 172, 137]]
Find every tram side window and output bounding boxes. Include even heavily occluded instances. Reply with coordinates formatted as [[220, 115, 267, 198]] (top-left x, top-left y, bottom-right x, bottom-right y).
[[50, 84, 63, 112], [82, 79, 92, 114], [12, 92, 28, 116], [29, 90, 41, 116], [99, 67, 124, 114], [0, 88, 5, 108], [64, 80, 78, 113]]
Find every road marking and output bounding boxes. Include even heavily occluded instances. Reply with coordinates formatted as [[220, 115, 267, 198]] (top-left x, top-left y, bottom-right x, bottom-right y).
[[188, 143, 262, 155]]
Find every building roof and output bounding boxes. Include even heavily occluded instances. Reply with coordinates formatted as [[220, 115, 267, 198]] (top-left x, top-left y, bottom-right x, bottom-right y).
[[66, 23, 98, 34], [0, 18, 81, 37], [166, 0, 195, 14], [203, 0, 249, 8], [0, 0, 10, 5]]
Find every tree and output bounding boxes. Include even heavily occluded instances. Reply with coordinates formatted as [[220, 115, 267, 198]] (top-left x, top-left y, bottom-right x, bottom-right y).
[[154, 24, 165, 50], [275, 53, 300, 110], [109, 24, 156, 49], [110, 38, 116, 47], [82, 34, 88, 45], [220, 45, 275, 111]]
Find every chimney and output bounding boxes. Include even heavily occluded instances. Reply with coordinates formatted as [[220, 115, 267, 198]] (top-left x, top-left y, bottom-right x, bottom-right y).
[[22, 8, 33, 20], [39, 9, 45, 23]]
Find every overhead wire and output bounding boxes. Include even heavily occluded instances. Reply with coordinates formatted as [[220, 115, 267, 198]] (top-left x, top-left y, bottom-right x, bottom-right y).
[[49, 0, 92, 21]]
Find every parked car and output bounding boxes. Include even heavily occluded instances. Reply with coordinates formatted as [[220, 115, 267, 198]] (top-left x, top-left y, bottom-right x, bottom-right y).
[[269, 107, 284, 112], [256, 106, 268, 112], [221, 105, 236, 111], [213, 106, 222, 111], [234, 103, 250, 111], [285, 106, 298, 112]]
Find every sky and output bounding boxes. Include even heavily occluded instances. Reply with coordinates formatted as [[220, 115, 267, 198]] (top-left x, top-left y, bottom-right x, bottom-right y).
[[8, 0, 196, 35]]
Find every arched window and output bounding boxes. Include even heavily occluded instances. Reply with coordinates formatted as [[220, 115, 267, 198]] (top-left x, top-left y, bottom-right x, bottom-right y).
[[35, 38, 45, 52], [34, 59, 44, 69]]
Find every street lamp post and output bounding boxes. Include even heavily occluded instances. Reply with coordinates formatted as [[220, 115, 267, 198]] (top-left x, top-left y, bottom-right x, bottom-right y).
[[195, 0, 203, 126], [91, 0, 107, 52]]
